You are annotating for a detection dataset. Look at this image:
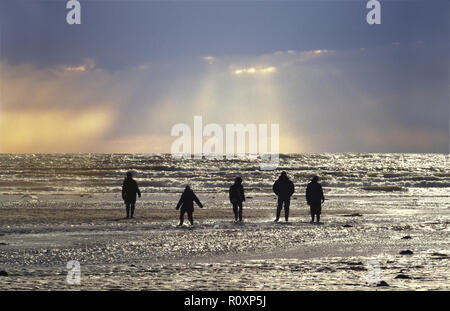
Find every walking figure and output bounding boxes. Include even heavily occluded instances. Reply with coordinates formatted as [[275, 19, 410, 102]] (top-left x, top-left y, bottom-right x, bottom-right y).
[[229, 177, 245, 222], [176, 185, 203, 226], [273, 171, 295, 222], [306, 176, 325, 223], [122, 171, 141, 219]]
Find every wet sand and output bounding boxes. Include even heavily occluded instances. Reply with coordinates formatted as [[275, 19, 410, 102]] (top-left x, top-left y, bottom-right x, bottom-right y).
[[0, 207, 375, 226], [0, 195, 449, 291]]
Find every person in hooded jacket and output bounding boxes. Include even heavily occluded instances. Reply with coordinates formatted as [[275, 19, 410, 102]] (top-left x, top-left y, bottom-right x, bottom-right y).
[[229, 177, 246, 222], [272, 171, 295, 222], [306, 175, 325, 223], [176, 185, 203, 226], [122, 171, 141, 219]]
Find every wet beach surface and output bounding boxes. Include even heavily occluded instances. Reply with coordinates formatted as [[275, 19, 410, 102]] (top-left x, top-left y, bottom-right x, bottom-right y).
[[0, 194, 448, 290]]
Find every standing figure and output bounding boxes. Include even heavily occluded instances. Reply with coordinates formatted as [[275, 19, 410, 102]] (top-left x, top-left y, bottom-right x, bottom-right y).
[[176, 185, 203, 226], [122, 171, 141, 219], [229, 177, 245, 222], [273, 171, 295, 222], [306, 176, 325, 223]]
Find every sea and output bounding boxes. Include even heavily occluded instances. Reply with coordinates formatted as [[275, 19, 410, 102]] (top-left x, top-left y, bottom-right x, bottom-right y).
[[0, 153, 448, 198], [0, 153, 449, 290]]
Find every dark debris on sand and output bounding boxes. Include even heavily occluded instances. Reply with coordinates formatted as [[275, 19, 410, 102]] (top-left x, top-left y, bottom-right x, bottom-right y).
[[431, 253, 448, 260], [395, 274, 411, 279], [376, 281, 389, 287], [316, 267, 335, 272], [400, 250, 414, 255]]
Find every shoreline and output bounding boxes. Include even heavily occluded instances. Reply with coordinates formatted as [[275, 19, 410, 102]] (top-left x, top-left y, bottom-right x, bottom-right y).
[[0, 201, 448, 290], [0, 207, 382, 227]]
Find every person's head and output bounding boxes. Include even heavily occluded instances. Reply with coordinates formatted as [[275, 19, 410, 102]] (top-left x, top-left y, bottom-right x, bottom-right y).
[[234, 177, 242, 184], [185, 185, 191, 192], [312, 175, 319, 183], [126, 171, 133, 179], [280, 171, 287, 178]]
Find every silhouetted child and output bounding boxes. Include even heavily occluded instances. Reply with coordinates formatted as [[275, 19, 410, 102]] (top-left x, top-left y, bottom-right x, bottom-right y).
[[306, 176, 325, 223], [176, 185, 203, 226], [122, 171, 141, 219], [229, 177, 245, 222]]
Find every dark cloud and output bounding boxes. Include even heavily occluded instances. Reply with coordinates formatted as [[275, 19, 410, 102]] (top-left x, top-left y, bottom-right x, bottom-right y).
[[0, 0, 448, 153]]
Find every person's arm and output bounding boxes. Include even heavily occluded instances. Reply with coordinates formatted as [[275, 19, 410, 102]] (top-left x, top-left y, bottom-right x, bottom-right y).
[[175, 194, 183, 210], [273, 181, 279, 196], [194, 193, 203, 208], [136, 181, 141, 198], [306, 185, 311, 205], [122, 180, 126, 201], [290, 181, 295, 197], [242, 185, 246, 202], [320, 185, 325, 203], [229, 187, 233, 203]]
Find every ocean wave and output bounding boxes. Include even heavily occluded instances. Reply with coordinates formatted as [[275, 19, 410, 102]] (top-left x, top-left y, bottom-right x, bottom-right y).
[[407, 181, 450, 188], [1, 153, 448, 197], [362, 186, 406, 192]]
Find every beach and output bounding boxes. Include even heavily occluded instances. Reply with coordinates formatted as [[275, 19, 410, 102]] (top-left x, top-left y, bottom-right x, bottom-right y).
[[1, 0, 449, 294], [0, 191, 449, 290]]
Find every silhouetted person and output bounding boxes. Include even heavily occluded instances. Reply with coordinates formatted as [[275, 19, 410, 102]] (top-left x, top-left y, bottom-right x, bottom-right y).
[[122, 171, 141, 219], [176, 185, 203, 226], [273, 171, 295, 222], [229, 177, 245, 222], [306, 176, 325, 223]]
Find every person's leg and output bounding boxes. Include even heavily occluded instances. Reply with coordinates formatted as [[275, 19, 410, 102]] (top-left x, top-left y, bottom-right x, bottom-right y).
[[179, 209, 185, 226], [125, 202, 130, 219], [310, 205, 314, 223], [284, 198, 290, 221], [232, 202, 238, 221], [275, 198, 282, 221], [238, 202, 243, 222], [317, 204, 322, 223], [130, 202, 135, 218], [188, 211, 194, 225]]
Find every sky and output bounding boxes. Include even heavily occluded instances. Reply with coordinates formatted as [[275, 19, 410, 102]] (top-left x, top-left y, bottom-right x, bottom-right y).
[[0, 0, 448, 153]]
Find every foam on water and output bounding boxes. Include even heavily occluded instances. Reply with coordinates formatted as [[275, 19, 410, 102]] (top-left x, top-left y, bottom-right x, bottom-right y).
[[0, 153, 448, 198]]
